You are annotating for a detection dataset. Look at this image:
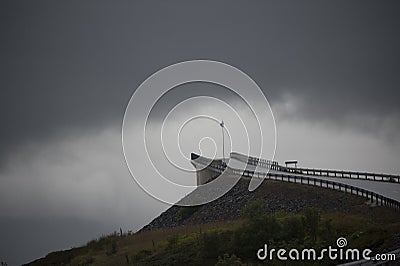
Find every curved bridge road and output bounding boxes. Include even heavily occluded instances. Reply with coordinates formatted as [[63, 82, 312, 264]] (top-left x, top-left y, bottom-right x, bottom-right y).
[[230, 157, 400, 203], [282, 172, 400, 203], [191, 153, 400, 205]]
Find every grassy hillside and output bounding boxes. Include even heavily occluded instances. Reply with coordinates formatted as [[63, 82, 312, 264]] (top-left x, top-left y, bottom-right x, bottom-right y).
[[25, 180, 400, 265]]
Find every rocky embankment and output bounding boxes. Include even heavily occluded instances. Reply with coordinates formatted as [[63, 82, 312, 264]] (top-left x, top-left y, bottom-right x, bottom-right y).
[[142, 178, 369, 231]]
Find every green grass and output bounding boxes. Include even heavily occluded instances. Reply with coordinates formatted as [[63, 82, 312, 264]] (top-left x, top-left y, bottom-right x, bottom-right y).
[[27, 203, 400, 266]]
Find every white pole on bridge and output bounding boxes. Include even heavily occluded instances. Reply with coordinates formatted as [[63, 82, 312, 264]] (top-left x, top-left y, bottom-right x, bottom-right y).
[[220, 120, 225, 163]]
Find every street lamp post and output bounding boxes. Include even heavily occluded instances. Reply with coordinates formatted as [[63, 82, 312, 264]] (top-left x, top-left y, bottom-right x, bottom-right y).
[[220, 120, 225, 163]]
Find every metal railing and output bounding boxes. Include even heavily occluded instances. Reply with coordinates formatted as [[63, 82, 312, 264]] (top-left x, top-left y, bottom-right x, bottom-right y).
[[193, 157, 400, 211], [280, 166, 400, 183], [240, 169, 400, 210], [240, 153, 400, 183]]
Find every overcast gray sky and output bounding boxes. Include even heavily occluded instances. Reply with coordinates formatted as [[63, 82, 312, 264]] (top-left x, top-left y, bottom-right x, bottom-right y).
[[1, 1, 400, 265]]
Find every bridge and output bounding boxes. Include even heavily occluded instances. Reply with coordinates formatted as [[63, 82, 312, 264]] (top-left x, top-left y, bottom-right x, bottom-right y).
[[190, 152, 400, 210]]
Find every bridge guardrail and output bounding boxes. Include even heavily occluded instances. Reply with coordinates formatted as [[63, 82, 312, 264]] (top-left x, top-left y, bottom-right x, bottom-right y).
[[279, 166, 400, 183], [240, 153, 400, 183], [193, 158, 400, 211]]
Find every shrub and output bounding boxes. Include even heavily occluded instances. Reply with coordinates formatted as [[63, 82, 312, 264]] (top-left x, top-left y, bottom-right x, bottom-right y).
[[106, 241, 117, 256], [282, 215, 306, 242], [131, 249, 152, 262], [233, 212, 281, 258], [303, 208, 321, 243], [200, 230, 231, 259], [167, 234, 179, 250], [216, 254, 246, 266], [241, 199, 265, 220]]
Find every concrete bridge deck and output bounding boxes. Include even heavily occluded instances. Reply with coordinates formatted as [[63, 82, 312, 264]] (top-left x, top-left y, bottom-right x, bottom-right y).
[[228, 157, 400, 202], [191, 152, 400, 207]]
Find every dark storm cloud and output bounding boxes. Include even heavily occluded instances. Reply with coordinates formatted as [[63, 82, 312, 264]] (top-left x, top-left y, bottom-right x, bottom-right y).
[[1, 0, 400, 160], [1, 1, 400, 265]]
